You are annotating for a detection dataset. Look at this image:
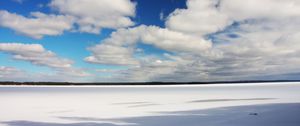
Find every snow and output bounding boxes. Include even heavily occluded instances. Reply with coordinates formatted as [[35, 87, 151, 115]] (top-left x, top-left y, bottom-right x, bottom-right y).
[[0, 83, 300, 126]]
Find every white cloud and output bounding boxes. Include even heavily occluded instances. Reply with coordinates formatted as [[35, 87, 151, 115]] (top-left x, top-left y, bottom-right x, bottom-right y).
[[0, 43, 73, 68], [166, 0, 231, 36], [220, 0, 300, 20], [0, 43, 92, 79], [139, 25, 212, 52], [210, 19, 300, 77], [0, 10, 74, 39], [166, 0, 300, 37], [113, 56, 179, 82], [85, 44, 139, 65], [50, 0, 136, 34], [85, 25, 212, 66]]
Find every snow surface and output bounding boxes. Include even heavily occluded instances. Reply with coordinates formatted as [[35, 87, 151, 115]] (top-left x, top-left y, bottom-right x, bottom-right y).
[[0, 83, 300, 126]]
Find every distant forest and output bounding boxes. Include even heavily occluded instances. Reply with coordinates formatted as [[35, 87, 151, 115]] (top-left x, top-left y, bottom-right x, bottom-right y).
[[0, 80, 299, 86]]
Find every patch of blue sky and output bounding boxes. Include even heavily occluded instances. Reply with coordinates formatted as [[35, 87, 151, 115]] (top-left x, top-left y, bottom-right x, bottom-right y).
[[136, 42, 170, 55], [133, 0, 186, 28], [0, 0, 52, 15], [40, 29, 113, 65], [206, 21, 242, 44], [0, 28, 38, 43]]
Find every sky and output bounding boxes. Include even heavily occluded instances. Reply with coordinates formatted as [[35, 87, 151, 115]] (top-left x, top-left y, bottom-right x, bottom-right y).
[[0, 0, 300, 82]]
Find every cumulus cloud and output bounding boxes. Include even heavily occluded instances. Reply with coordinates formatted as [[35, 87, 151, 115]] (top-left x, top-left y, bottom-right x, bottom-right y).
[[49, 0, 136, 34], [210, 20, 300, 77], [111, 57, 179, 82], [0, 10, 74, 39], [166, 0, 231, 36], [0, 43, 73, 68], [166, 0, 300, 36], [85, 25, 212, 65], [85, 44, 138, 65], [220, 0, 300, 20], [86, 0, 300, 82], [161, 0, 300, 81], [0, 43, 91, 79]]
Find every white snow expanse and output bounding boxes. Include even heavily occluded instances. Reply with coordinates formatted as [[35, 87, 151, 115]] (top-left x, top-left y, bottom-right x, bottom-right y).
[[0, 83, 300, 126]]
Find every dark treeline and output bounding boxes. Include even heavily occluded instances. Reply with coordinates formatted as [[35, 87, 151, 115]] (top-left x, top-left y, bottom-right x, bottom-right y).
[[0, 80, 299, 86]]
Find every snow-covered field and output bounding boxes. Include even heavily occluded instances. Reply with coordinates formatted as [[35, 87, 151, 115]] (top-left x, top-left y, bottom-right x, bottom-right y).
[[0, 83, 300, 126]]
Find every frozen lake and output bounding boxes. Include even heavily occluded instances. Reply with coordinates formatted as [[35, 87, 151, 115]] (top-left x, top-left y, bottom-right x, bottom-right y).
[[0, 83, 300, 126]]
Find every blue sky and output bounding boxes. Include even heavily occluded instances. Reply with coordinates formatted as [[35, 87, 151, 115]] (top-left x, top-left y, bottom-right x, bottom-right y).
[[1, 0, 300, 82]]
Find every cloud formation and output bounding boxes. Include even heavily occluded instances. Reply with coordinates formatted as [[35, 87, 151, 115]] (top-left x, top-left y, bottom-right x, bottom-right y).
[[50, 0, 136, 34], [86, 0, 300, 81], [166, 0, 231, 36], [0, 11, 74, 39], [220, 0, 300, 20], [0, 43, 73, 68], [1, 0, 300, 82], [0, 0, 136, 38], [0, 43, 91, 81], [85, 25, 212, 65]]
